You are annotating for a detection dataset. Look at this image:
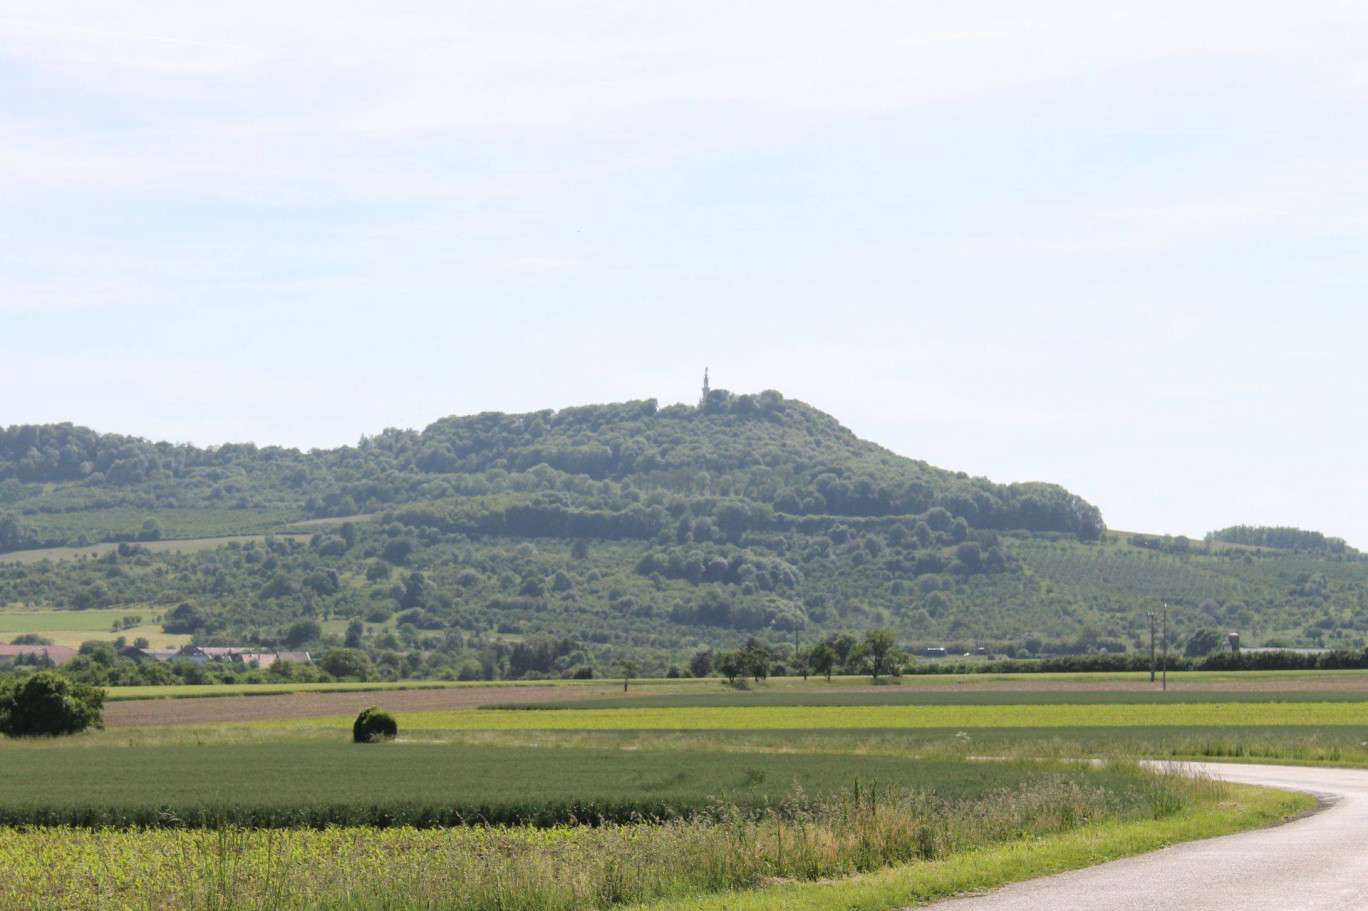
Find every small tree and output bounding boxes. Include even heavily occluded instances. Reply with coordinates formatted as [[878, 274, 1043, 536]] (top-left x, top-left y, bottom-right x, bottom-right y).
[[1185, 628, 1224, 658], [321, 647, 374, 680], [0, 672, 104, 737], [352, 706, 397, 743], [849, 629, 903, 682], [808, 643, 837, 682], [717, 651, 742, 684], [742, 638, 771, 682], [688, 648, 714, 678], [618, 659, 640, 692]]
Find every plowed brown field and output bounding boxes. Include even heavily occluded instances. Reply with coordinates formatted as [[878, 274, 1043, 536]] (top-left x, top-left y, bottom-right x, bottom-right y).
[[103, 684, 622, 728]]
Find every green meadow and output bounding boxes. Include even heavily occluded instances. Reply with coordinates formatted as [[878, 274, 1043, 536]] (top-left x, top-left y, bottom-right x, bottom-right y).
[[301, 701, 1368, 731]]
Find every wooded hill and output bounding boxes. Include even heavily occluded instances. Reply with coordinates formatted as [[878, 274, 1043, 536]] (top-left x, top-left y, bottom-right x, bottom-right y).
[[1, 390, 1364, 677]]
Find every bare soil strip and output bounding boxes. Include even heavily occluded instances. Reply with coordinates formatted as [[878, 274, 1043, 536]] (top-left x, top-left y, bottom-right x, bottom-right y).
[[103, 684, 623, 727]]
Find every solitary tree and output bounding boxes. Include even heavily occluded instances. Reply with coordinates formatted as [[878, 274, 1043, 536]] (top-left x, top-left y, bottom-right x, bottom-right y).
[[1185, 628, 1224, 658], [807, 643, 837, 682], [321, 647, 374, 680], [742, 639, 771, 682], [619, 659, 640, 692], [850, 629, 903, 682], [343, 618, 364, 649]]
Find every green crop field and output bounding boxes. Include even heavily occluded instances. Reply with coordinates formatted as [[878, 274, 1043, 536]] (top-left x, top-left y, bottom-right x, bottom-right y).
[[0, 742, 1147, 828], [304, 701, 1368, 732], [0, 676, 1333, 910]]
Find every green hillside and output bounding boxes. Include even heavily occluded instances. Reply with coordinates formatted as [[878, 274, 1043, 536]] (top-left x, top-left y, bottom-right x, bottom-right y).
[[1, 390, 1364, 679]]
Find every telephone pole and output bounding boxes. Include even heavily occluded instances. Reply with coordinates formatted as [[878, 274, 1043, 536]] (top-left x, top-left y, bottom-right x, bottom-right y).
[[1147, 612, 1157, 683], [1161, 602, 1169, 692]]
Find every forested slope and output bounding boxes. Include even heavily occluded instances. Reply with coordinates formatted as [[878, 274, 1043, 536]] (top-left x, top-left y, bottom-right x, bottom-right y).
[[1, 390, 1363, 677]]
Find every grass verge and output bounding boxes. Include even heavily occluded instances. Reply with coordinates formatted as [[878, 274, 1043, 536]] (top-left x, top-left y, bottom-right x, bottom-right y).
[[628, 782, 1312, 911]]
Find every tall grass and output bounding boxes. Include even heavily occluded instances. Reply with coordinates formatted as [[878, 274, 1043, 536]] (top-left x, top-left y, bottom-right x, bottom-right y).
[[0, 765, 1222, 911]]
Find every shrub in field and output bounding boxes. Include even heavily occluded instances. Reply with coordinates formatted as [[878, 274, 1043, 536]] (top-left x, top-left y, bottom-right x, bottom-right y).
[[0, 671, 104, 737], [353, 707, 397, 743]]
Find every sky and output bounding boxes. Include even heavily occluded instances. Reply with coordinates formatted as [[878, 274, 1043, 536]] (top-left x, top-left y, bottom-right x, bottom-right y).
[[3, 2, 1368, 544]]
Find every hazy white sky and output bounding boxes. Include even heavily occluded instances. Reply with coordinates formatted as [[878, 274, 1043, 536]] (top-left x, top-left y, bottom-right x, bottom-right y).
[[4, 2, 1368, 543]]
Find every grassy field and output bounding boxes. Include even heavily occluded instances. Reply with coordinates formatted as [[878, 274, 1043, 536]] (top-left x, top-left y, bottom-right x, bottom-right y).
[[0, 609, 189, 649], [7, 506, 304, 550], [0, 533, 311, 565]]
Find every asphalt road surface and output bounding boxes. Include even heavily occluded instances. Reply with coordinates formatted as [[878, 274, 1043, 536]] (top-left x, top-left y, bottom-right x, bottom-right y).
[[923, 762, 1368, 910]]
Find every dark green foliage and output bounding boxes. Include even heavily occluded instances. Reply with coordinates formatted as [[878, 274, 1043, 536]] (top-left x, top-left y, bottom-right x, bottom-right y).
[[0, 671, 104, 737], [848, 629, 904, 680], [1207, 525, 1353, 554], [322, 649, 374, 681], [2, 393, 1366, 670], [284, 619, 322, 649], [352, 707, 397, 743], [1185, 628, 1224, 657], [0, 392, 1104, 556]]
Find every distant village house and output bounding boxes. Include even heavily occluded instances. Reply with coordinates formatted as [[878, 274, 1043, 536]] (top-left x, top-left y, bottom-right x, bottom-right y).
[[118, 645, 311, 668]]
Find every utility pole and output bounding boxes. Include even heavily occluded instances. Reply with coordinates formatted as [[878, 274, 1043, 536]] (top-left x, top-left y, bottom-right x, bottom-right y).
[[1147, 612, 1157, 683], [1161, 602, 1169, 693]]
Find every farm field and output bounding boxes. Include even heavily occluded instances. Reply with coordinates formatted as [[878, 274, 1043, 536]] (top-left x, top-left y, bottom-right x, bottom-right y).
[[101, 682, 623, 727], [518, 689, 1368, 709], [0, 743, 1133, 826], [0, 675, 1350, 910], [95, 666, 1368, 701], [2, 505, 305, 552], [290, 701, 1368, 731], [0, 533, 310, 565], [0, 609, 188, 649]]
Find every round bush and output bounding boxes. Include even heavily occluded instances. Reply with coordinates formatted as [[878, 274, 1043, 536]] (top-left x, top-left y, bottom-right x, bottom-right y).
[[352, 706, 397, 743], [0, 671, 105, 737]]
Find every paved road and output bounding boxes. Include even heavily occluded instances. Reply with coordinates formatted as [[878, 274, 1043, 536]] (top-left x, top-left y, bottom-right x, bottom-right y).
[[923, 762, 1368, 910]]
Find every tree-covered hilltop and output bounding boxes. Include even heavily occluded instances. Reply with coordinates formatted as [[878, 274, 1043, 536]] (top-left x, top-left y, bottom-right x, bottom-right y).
[[3, 391, 1367, 679], [1206, 525, 1354, 555], [0, 390, 1104, 551]]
